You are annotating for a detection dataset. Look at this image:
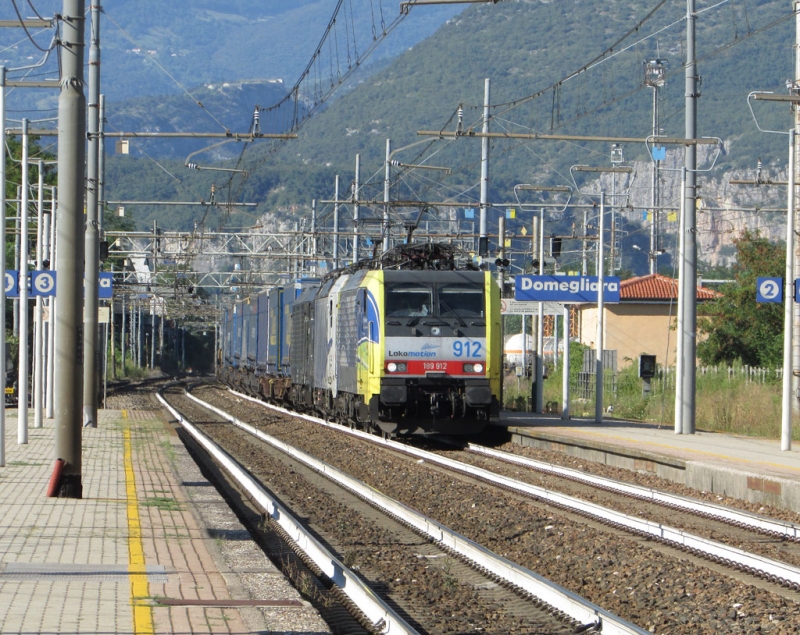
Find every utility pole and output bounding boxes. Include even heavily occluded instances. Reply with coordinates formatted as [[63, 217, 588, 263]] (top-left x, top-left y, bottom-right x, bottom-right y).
[[793, 0, 800, 420], [0, 67, 5, 467], [121, 294, 126, 375], [535, 207, 544, 413], [645, 59, 666, 274], [83, 1, 101, 428], [595, 192, 606, 424], [18, 119, 29, 445], [582, 208, 588, 275], [383, 139, 391, 253], [33, 161, 45, 430], [45, 186, 56, 420], [42, 189, 53, 420], [783, 130, 796, 450], [54, 0, 87, 497], [530, 214, 539, 379], [98, 94, 106, 234], [479, 78, 490, 256], [353, 154, 360, 264], [680, 0, 699, 434], [333, 175, 340, 269], [311, 199, 318, 268]]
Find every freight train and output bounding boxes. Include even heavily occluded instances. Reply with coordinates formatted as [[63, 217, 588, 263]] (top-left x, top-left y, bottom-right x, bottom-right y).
[[218, 243, 502, 436]]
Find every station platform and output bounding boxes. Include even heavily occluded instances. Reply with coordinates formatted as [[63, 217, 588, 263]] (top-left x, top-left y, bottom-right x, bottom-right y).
[[499, 411, 800, 514], [0, 408, 329, 635]]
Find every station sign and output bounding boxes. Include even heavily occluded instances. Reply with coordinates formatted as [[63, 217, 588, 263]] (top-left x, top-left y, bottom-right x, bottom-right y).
[[1, 270, 114, 299], [515, 275, 621, 303]]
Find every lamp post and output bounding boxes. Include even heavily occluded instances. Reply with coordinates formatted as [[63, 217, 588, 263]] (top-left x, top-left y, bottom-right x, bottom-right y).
[[744, 90, 800, 448], [645, 59, 667, 275]]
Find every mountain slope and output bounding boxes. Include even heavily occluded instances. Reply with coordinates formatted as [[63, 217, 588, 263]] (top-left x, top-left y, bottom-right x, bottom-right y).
[[0, 0, 463, 107], [277, 0, 794, 179]]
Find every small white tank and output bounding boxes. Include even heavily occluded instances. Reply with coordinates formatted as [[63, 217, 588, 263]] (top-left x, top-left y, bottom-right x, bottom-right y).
[[504, 333, 534, 368]]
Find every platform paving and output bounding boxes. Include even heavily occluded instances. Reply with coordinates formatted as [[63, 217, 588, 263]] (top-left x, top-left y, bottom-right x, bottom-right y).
[[0, 408, 329, 635]]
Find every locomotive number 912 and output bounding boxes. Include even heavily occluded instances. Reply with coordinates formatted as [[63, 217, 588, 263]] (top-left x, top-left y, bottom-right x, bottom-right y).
[[219, 243, 502, 436]]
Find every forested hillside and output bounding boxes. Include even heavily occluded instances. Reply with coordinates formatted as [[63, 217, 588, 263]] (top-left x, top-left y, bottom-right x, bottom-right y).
[[278, 0, 793, 178], [103, 2, 795, 229], [11, 0, 793, 276], [0, 0, 461, 105]]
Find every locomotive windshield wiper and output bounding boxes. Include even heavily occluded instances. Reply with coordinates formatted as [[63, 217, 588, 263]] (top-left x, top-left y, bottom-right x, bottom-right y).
[[438, 298, 467, 327]]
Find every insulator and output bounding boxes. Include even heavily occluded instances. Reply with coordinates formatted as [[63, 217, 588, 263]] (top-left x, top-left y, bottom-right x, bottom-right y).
[[187, 163, 197, 170]]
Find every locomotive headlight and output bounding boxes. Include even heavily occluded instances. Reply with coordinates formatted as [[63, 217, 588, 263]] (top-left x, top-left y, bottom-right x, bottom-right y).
[[386, 362, 407, 373], [463, 363, 484, 373]]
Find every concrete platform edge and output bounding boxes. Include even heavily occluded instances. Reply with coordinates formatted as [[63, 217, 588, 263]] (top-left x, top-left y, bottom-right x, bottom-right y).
[[509, 426, 800, 514]]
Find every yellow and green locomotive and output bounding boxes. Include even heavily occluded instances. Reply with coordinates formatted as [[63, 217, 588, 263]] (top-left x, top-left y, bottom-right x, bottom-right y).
[[220, 243, 501, 436]]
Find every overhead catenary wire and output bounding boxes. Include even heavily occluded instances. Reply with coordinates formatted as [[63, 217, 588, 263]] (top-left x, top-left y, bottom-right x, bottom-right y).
[[101, 9, 231, 134], [9, 0, 55, 52]]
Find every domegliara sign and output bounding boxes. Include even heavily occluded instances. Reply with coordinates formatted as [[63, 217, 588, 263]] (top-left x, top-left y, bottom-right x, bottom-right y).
[[514, 275, 621, 303]]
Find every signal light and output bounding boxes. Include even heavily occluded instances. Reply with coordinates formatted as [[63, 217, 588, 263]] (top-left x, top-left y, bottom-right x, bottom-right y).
[[551, 236, 562, 258], [495, 258, 510, 268]]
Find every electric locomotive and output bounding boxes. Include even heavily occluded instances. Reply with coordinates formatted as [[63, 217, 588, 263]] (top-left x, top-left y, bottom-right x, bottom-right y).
[[220, 243, 502, 436]]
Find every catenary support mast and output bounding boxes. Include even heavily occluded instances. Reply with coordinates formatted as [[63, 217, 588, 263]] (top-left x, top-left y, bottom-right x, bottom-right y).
[[54, 0, 87, 497]]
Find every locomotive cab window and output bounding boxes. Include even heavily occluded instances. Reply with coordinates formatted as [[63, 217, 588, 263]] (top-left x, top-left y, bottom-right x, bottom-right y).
[[385, 284, 432, 317], [438, 284, 484, 318]]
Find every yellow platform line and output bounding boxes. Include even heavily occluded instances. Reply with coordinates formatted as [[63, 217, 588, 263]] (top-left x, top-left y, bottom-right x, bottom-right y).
[[124, 427, 154, 635]]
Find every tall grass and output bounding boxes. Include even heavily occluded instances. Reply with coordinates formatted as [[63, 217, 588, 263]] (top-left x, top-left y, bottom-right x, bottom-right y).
[[503, 353, 795, 440]]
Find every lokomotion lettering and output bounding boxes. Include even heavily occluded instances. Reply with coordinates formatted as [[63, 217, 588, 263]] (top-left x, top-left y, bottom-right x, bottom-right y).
[[386, 350, 437, 358]]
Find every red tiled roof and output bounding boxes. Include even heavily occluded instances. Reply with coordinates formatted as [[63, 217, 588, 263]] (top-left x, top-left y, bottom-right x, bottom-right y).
[[619, 273, 721, 301]]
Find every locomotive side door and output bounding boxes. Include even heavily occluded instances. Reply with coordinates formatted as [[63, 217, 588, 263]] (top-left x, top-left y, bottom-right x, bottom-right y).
[[356, 288, 368, 389]]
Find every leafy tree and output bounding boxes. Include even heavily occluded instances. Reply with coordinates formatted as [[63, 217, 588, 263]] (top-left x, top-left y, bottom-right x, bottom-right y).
[[697, 230, 785, 367]]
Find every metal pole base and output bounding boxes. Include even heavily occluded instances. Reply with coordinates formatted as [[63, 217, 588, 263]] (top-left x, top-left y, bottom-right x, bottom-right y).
[[57, 474, 82, 499], [83, 405, 96, 428]]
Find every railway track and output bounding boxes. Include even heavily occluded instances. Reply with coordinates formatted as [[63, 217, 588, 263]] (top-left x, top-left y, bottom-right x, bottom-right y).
[[187, 382, 800, 633], [159, 383, 639, 634]]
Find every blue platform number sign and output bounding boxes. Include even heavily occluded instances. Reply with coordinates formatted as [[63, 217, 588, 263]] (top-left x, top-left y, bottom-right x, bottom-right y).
[[756, 277, 782, 303], [31, 271, 56, 297], [4, 270, 18, 298]]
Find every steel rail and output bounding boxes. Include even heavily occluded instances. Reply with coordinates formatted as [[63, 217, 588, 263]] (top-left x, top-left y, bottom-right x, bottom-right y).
[[464, 442, 800, 541], [155, 390, 418, 635], [226, 388, 800, 591], [206, 389, 648, 635]]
